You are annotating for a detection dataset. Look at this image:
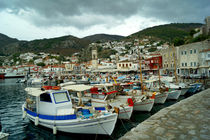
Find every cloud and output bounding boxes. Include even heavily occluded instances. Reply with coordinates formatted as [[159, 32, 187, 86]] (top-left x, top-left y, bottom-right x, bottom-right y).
[[1, 0, 209, 27], [0, 0, 209, 40]]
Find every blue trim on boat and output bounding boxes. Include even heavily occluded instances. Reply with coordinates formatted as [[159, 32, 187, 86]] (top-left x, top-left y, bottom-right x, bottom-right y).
[[95, 107, 106, 111], [25, 108, 76, 120]]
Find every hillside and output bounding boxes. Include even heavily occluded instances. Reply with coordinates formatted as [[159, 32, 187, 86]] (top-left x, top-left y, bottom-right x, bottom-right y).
[[0, 35, 90, 56], [127, 23, 203, 42], [83, 34, 124, 42], [0, 33, 125, 56], [0, 23, 204, 56], [0, 33, 19, 55]]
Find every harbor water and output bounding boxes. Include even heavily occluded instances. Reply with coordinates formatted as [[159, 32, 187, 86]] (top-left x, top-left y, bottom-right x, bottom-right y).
[[0, 78, 187, 140]]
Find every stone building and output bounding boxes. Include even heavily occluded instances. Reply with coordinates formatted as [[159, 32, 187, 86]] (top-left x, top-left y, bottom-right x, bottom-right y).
[[203, 16, 210, 35], [178, 40, 210, 76], [199, 48, 210, 77], [160, 46, 179, 75]]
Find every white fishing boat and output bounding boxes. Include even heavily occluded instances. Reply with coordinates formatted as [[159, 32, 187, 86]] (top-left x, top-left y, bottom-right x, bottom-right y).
[[149, 76, 189, 96], [27, 77, 45, 85], [4, 70, 25, 78], [153, 92, 168, 104], [0, 120, 9, 140], [167, 90, 181, 100], [178, 83, 190, 95], [120, 82, 155, 112], [132, 95, 154, 112], [130, 51, 155, 112], [22, 86, 118, 135], [63, 84, 134, 120], [0, 132, 9, 140], [145, 79, 168, 104]]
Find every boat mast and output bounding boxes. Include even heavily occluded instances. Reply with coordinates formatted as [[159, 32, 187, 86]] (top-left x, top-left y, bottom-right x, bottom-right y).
[[158, 64, 161, 88], [138, 50, 144, 94], [173, 44, 178, 84]]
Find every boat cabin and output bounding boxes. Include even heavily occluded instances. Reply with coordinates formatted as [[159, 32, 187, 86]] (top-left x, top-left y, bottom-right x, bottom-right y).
[[25, 87, 74, 116]]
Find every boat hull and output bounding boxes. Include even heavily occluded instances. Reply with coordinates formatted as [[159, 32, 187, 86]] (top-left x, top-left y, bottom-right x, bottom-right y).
[[180, 88, 189, 95], [154, 92, 168, 104], [23, 108, 117, 135], [167, 90, 181, 100], [0, 132, 9, 140], [133, 99, 154, 112], [118, 106, 133, 120]]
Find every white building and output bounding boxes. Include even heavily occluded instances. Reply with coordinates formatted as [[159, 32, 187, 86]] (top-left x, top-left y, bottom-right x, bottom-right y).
[[199, 48, 210, 77], [178, 40, 210, 75]]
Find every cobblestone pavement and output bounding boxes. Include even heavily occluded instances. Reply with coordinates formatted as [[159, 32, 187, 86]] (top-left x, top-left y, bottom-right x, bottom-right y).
[[120, 88, 210, 140]]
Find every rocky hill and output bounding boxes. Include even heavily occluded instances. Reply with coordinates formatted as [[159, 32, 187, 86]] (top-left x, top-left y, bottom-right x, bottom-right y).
[[0, 33, 124, 56], [83, 33, 124, 42], [126, 23, 203, 42], [0, 23, 204, 56]]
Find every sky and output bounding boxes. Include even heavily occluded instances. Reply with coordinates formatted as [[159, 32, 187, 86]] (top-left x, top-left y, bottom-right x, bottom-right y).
[[0, 0, 209, 41]]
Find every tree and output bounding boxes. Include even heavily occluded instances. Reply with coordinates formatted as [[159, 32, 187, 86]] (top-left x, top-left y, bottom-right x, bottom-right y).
[[189, 29, 196, 37], [173, 38, 185, 46], [29, 59, 34, 64], [37, 62, 45, 67], [148, 47, 157, 52]]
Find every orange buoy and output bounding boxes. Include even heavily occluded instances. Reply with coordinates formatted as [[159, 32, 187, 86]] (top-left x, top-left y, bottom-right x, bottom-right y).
[[42, 86, 53, 90], [52, 86, 61, 90]]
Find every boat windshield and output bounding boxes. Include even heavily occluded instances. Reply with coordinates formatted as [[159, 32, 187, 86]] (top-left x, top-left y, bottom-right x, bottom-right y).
[[53, 92, 70, 104]]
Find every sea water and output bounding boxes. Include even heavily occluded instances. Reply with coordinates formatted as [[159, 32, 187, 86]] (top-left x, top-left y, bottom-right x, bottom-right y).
[[0, 78, 186, 140]]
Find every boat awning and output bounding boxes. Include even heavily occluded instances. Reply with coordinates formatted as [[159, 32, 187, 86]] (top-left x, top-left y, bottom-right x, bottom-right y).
[[145, 79, 158, 83], [62, 84, 93, 91], [93, 83, 114, 87], [25, 87, 45, 97], [59, 81, 76, 87]]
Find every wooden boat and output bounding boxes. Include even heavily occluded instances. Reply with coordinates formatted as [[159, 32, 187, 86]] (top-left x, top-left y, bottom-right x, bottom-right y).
[[22, 87, 118, 135]]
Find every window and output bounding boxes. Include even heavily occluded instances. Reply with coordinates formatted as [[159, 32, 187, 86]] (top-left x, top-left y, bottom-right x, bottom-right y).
[[191, 62, 193, 66], [119, 64, 121, 67], [123, 64, 125, 67], [181, 51, 183, 55], [185, 51, 187, 55], [130, 64, 132, 67], [53, 92, 70, 104], [40, 93, 52, 103], [182, 63, 184, 66], [190, 50, 192, 54], [194, 49, 197, 54], [185, 63, 187, 66], [126, 64, 128, 67], [194, 62, 196, 66]]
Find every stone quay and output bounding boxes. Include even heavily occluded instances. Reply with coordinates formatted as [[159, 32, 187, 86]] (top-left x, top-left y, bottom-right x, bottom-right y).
[[120, 88, 210, 140]]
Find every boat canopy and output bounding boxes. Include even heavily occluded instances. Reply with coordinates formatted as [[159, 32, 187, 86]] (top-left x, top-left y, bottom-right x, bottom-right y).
[[25, 87, 46, 97], [144, 79, 158, 83], [94, 83, 114, 87], [62, 84, 93, 91], [59, 81, 76, 87]]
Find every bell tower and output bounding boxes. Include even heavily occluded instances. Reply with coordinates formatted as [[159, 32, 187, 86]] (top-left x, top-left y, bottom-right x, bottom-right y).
[[92, 45, 98, 69]]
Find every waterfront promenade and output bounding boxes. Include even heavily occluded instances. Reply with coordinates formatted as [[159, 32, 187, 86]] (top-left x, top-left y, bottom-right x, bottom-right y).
[[120, 88, 210, 140]]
